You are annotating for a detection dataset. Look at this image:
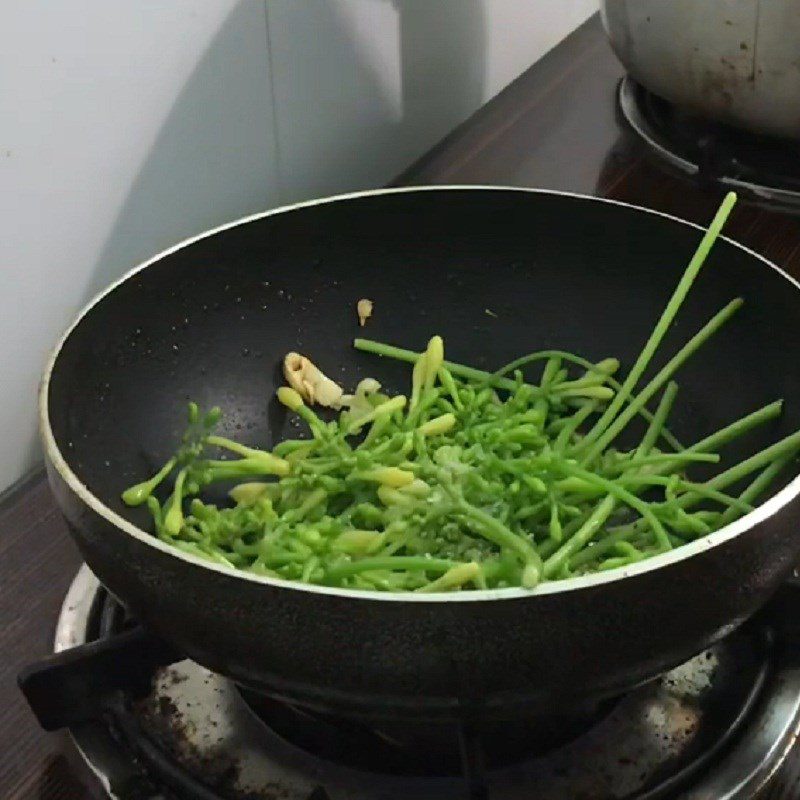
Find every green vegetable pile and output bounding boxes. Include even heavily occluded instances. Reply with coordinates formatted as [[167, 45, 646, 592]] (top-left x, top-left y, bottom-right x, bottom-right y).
[[122, 192, 800, 592]]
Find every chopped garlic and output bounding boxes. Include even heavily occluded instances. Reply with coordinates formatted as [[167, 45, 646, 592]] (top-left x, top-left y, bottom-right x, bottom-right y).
[[282, 352, 344, 408], [357, 298, 373, 327], [339, 377, 382, 426]]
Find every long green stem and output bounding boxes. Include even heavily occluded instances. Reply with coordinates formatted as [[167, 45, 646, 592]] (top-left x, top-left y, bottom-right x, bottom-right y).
[[580, 298, 743, 463], [578, 191, 737, 452], [457, 499, 543, 587], [681, 428, 800, 504], [634, 381, 678, 459], [543, 495, 616, 578], [555, 401, 597, 452], [556, 462, 671, 550], [610, 452, 719, 474], [657, 401, 783, 475], [354, 339, 684, 450], [567, 526, 641, 570], [325, 556, 457, 582], [719, 455, 792, 525]]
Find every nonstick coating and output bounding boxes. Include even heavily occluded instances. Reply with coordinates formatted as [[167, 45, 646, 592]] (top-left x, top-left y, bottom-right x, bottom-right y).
[[44, 188, 800, 719]]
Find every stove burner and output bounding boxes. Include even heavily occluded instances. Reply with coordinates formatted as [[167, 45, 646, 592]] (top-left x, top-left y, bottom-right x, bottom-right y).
[[39, 567, 800, 799], [237, 689, 618, 776], [618, 77, 800, 211]]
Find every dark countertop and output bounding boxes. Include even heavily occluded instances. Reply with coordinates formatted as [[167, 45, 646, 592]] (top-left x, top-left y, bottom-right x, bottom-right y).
[[5, 13, 800, 800]]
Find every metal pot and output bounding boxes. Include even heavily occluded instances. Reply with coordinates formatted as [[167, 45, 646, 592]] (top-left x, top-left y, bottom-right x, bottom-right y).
[[601, 0, 800, 139]]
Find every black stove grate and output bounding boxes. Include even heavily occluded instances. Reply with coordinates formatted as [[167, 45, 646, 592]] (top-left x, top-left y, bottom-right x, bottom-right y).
[[90, 590, 335, 800], [17, 589, 788, 800], [618, 77, 800, 211], [237, 685, 620, 777], [19, 574, 800, 800]]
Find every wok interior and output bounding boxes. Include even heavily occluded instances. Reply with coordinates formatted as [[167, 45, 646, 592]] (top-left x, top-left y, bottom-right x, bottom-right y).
[[48, 189, 800, 540]]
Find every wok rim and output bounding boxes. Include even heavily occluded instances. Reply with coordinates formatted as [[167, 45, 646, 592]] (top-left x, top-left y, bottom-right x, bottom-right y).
[[39, 185, 800, 602]]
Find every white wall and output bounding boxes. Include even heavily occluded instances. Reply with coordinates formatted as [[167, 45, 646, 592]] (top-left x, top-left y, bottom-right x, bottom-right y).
[[266, 0, 596, 201], [0, 1, 280, 489], [0, 0, 594, 489]]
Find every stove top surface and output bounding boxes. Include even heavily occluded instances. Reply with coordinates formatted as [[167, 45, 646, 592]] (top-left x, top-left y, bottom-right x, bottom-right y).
[[55, 567, 800, 799]]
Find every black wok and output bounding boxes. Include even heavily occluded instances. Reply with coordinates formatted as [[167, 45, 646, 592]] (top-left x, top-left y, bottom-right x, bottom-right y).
[[41, 187, 800, 721]]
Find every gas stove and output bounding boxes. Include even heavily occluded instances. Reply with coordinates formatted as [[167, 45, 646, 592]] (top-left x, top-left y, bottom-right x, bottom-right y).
[[28, 565, 800, 799]]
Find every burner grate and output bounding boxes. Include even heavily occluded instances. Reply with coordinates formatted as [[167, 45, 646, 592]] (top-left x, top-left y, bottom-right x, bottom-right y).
[[18, 566, 800, 800], [237, 686, 618, 777], [618, 77, 800, 211], [90, 590, 340, 800]]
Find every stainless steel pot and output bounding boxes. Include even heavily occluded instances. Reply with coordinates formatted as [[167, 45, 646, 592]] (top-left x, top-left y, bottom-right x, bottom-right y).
[[601, 0, 800, 139]]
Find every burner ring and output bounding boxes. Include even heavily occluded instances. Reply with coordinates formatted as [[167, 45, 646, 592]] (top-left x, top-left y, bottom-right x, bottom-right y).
[[54, 566, 800, 799], [618, 76, 800, 212]]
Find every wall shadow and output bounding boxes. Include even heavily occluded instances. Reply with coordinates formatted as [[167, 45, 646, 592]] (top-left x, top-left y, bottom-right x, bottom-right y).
[[398, 0, 486, 159], [267, 0, 486, 200], [84, 0, 487, 302], [84, 0, 279, 302]]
